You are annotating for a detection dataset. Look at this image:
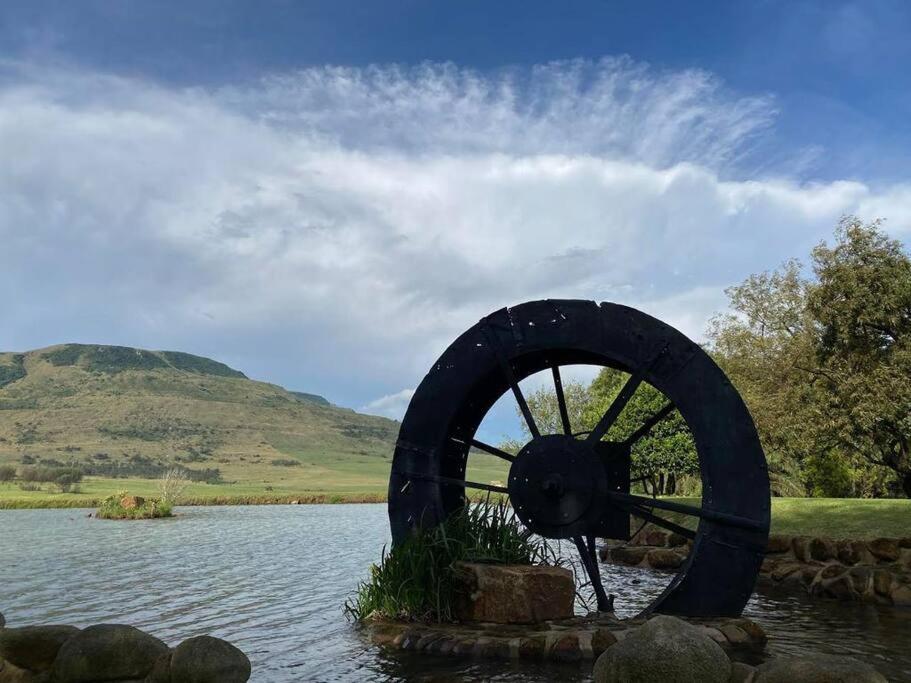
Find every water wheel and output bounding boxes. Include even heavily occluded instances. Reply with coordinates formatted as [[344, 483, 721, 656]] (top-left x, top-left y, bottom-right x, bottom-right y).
[[388, 299, 770, 617]]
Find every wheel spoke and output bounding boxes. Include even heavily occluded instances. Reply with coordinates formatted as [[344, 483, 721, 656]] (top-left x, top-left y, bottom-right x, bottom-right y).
[[608, 491, 765, 531], [622, 503, 697, 540], [481, 321, 540, 438], [552, 365, 572, 436], [624, 402, 675, 446], [586, 373, 643, 444], [399, 471, 509, 495], [469, 439, 515, 462], [574, 535, 612, 611]]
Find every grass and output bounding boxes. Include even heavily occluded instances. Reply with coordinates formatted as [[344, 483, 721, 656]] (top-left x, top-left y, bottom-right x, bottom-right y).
[[345, 499, 553, 622], [95, 492, 173, 520]]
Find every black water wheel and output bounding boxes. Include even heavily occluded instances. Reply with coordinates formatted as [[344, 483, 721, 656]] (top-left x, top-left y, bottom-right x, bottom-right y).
[[388, 300, 770, 617]]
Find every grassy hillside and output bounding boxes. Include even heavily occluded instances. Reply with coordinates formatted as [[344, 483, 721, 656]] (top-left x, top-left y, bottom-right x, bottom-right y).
[[0, 344, 508, 506]]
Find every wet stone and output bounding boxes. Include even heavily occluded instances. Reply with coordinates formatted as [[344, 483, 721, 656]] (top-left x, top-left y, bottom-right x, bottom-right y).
[[868, 538, 900, 562]]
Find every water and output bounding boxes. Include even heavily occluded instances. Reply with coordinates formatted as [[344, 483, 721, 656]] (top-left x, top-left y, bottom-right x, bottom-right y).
[[1, 505, 909, 682]]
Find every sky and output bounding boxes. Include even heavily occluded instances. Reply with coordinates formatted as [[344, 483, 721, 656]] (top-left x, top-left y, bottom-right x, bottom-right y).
[[1, 1, 910, 441]]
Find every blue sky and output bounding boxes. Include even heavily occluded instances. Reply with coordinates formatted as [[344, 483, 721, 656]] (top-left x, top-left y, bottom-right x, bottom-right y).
[[1, 1, 910, 440]]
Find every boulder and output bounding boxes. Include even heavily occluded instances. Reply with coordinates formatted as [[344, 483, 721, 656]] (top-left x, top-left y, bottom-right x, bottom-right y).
[[452, 563, 574, 624], [49, 624, 169, 683], [610, 546, 648, 566], [868, 538, 900, 562], [809, 538, 837, 562], [0, 626, 80, 672], [644, 528, 669, 547], [646, 548, 686, 570], [170, 635, 251, 683], [792, 538, 812, 563], [592, 615, 731, 683], [591, 628, 618, 656], [753, 654, 886, 682], [729, 661, 757, 683], [765, 535, 792, 554], [0, 659, 42, 683], [836, 540, 864, 566]]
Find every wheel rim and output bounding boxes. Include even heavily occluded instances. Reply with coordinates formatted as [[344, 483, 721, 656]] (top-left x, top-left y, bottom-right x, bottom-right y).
[[388, 299, 770, 617]]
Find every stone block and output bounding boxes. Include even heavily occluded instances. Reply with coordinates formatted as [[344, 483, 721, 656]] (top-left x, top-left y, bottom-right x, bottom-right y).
[[765, 534, 792, 554], [868, 538, 900, 562], [452, 563, 574, 624]]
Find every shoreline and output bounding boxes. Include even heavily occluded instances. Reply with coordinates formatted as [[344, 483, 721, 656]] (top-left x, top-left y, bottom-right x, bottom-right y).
[[0, 493, 388, 509]]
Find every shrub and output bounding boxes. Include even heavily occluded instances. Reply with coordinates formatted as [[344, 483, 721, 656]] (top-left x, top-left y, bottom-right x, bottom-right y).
[[96, 492, 173, 520], [270, 458, 301, 467], [0, 465, 16, 482], [17, 482, 41, 491], [345, 499, 553, 623], [158, 467, 190, 504]]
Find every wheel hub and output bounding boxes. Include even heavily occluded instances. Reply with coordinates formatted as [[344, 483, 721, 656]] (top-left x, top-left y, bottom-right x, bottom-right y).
[[508, 434, 608, 538]]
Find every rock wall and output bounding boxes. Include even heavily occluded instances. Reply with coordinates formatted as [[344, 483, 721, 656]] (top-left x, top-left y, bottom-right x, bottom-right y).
[[600, 529, 911, 606]]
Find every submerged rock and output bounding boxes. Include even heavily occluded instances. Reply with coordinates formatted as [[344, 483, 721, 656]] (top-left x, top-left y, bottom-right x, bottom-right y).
[[592, 615, 731, 683], [50, 624, 169, 683], [753, 654, 887, 682], [170, 635, 251, 683], [0, 625, 80, 673]]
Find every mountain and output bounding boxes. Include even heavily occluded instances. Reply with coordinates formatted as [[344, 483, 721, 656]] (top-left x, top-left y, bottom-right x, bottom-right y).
[[0, 344, 403, 498]]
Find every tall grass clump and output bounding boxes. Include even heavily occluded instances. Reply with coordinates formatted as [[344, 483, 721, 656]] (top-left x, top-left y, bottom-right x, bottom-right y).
[[345, 498, 553, 623], [96, 491, 173, 520]]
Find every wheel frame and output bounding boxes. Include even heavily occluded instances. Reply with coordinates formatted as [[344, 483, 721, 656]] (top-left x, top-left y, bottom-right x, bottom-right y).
[[388, 299, 770, 617]]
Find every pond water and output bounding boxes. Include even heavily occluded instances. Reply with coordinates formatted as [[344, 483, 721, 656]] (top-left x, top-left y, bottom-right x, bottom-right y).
[[1, 504, 909, 682]]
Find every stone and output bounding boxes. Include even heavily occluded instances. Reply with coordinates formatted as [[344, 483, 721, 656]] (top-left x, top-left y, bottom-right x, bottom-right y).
[[809, 538, 837, 562], [819, 574, 857, 601], [646, 548, 686, 570], [731, 618, 767, 644], [644, 528, 668, 547], [719, 624, 750, 645], [452, 563, 574, 624], [873, 570, 892, 596], [591, 628, 618, 656], [729, 661, 756, 683], [791, 537, 812, 563], [765, 535, 792, 554], [550, 634, 581, 662], [847, 566, 873, 595], [868, 538, 900, 562], [518, 637, 545, 660], [50, 624, 169, 683], [0, 659, 42, 683], [119, 495, 145, 510], [668, 532, 689, 547], [753, 654, 887, 682], [836, 540, 863, 566], [0, 626, 80, 672], [891, 582, 911, 606], [591, 615, 731, 683], [770, 563, 802, 582], [899, 537, 911, 549], [610, 546, 648, 565]]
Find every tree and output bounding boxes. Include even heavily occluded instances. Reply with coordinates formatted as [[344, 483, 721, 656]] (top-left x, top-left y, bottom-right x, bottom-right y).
[[807, 218, 911, 497], [710, 217, 911, 497]]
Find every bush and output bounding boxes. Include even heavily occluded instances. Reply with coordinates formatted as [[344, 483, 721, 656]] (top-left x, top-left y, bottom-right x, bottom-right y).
[[17, 482, 41, 491], [345, 499, 553, 622], [0, 465, 16, 482], [96, 492, 173, 520], [19, 466, 83, 484], [270, 458, 301, 467]]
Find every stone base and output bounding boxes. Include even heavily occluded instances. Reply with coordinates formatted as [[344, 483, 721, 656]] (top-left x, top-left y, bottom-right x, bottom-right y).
[[366, 613, 766, 662], [452, 562, 575, 624]]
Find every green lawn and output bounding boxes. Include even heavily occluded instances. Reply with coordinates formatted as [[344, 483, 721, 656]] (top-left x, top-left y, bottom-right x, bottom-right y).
[[1, 476, 907, 540]]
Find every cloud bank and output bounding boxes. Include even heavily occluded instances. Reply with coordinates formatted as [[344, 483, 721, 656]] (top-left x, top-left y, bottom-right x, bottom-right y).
[[1, 58, 909, 422]]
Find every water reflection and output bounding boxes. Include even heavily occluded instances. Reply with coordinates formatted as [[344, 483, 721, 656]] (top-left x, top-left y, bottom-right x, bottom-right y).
[[0, 505, 908, 681]]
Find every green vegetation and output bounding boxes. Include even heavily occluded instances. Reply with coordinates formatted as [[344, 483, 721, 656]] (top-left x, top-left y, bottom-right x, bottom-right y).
[[709, 217, 911, 498], [0, 354, 26, 389], [95, 491, 172, 520], [345, 499, 553, 622]]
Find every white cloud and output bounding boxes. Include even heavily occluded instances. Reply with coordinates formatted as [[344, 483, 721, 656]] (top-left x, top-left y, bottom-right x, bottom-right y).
[[360, 388, 415, 421], [0, 59, 909, 415]]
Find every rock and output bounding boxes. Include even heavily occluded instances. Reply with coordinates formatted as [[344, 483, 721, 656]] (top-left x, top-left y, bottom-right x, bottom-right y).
[[0, 659, 42, 683], [847, 566, 873, 595], [791, 537, 812, 563], [765, 535, 792, 554], [668, 532, 689, 548], [0, 626, 80, 672], [899, 537, 911, 549], [119, 495, 145, 510], [729, 661, 756, 683], [452, 563, 574, 624], [873, 570, 892, 596], [753, 654, 886, 682], [836, 540, 865, 565], [719, 624, 750, 645], [610, 546, 648, 566], [868, 538, 900, 562], [172, 637, 250, 682], [592, 615, 731, 683], [818, 574, 858, 601], [644, 528, 668, 547], [809, 538, 837, 562], [591, 628, 618, 656], [891, 582, 911, 606], [771, 563, 802, 582], [731, 618, 767, 644], [646, 548, 686, 570], [50, 624, 169, 683], [550, 634, 581, 662]]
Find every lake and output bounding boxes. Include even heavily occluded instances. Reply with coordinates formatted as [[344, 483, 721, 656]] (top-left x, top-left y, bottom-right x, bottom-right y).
[[1, 504, 909, 681]]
